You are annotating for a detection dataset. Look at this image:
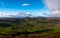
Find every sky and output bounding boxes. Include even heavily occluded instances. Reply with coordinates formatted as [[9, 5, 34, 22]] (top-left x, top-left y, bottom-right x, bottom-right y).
[[0, 0, 60, 17]]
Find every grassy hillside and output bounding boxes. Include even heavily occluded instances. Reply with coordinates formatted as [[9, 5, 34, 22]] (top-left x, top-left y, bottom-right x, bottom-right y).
[[0, 17, 60, 38], [0, 17, 60, 34]]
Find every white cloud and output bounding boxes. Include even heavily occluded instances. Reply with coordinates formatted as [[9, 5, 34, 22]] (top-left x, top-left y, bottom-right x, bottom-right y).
[[15, 12, 20, 15], [25, 12, 31, 15], [22, 3, 30, 6], [44, 0, 60, 17], [0, 12, 20, 17], [0, 12, 31, 17], [0, 12, 12, 17], [23, 12, 31, 16], [46, 10, 60, 17], [44, 0, 60, 10]]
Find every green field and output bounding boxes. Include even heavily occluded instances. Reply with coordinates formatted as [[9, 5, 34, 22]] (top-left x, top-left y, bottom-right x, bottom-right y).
[[0, 18, 60, 34]]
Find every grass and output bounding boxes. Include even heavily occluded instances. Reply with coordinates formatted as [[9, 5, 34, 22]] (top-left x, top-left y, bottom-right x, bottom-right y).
[[0, 27, 12, 34], [0, 22, 60, 34]]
